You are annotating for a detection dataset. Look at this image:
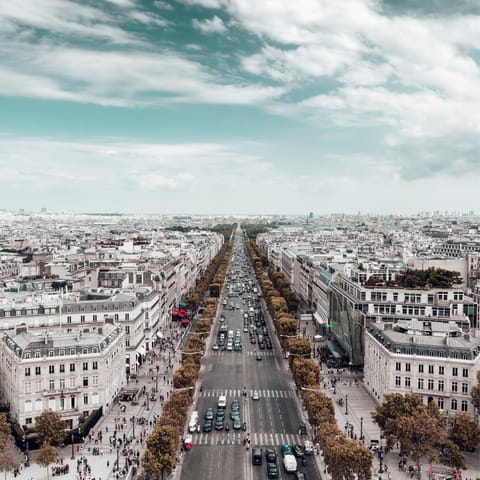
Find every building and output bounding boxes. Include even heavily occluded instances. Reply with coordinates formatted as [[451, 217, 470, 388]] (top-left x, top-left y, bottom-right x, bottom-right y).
[[364, 320, 480, 418], [0, 319, 125, 430]]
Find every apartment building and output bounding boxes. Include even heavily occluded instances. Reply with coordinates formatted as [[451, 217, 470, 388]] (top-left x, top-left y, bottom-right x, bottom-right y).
[[0, 320, 125, 430], [364, 320, 480, 418]]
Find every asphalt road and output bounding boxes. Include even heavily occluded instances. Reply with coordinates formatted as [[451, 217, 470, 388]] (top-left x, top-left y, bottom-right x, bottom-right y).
[[179, 233, 321, 480]]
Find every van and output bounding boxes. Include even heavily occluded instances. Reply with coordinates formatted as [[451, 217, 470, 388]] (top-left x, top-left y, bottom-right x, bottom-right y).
[[282, 454, 297, 473], [188, 411, 199, 433], [218, 395, 227, 409]]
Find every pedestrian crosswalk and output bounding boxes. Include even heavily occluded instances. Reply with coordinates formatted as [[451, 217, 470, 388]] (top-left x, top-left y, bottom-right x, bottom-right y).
[[199, 389, 293, 399], [211, 351, 275, 357], [191, 431, 303, 446]]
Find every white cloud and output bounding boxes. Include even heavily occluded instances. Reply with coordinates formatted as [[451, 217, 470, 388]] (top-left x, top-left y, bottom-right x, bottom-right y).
[[153, 0, 174, 10], [128, 10, 168, 26], [192, 15, 226, 34]]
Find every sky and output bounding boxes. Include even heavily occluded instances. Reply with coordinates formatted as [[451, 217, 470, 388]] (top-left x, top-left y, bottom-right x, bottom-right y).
[[0, 0, 479, 215]]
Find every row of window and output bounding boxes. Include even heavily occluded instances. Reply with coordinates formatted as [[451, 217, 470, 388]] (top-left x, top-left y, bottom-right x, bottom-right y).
[[25, 362, 98, 376], [24, 376, 99, 393], [394, 376, 469, 394], [366, 292, 463, 303], [395, 363, 469, 377], [66, 313, 129, 323], [25, 348, 99, 358]]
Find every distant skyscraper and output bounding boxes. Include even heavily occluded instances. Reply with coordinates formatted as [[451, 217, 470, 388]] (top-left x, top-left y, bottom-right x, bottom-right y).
[[41, 207, 47, 213], [309, 211, 314, 219]]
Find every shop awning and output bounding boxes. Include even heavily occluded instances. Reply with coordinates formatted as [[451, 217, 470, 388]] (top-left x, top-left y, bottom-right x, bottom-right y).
[[137, 345, 146, 356], [156, 332, 164, 339], [326, 340, 343, 359], [313, 312, 326, 325]]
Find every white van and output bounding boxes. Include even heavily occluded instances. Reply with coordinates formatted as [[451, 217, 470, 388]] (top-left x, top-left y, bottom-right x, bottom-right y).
[[188, 411, 199, 433], [218, 395, 227, 408]]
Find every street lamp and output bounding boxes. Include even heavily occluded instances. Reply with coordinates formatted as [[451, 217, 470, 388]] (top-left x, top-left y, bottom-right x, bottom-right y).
[[71, 430, 75, 460], [132, 416, 135, 439], [360, 417, 363, 441], [378, 446, 384, 473], [345, 394, 348, 415]]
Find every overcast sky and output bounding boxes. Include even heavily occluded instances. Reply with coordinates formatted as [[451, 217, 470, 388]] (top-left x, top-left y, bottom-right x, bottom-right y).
[[0, 0, 478, 215]]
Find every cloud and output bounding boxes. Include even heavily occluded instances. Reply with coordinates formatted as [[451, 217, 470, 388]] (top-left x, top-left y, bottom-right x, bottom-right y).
[[128, 10, 168, 26], [153, 0, 174, 10], [192, 15, 226, 34], [0, 42, 285, 106]]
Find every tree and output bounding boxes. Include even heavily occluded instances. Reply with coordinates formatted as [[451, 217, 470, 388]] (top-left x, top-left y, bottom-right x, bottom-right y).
[[0, 414, 12, 452], [35, 442, 57, 480], [440, 440, 466, 472], [142, 425, 177, 479], [0, 441, 22, 480], [448, 413, 480, 452], [394, 412, 446, 479], [471, 371, 480, 414], [35, 410, 67, 447]]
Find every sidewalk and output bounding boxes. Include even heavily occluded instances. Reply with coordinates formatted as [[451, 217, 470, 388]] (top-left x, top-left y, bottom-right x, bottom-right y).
[[9, 326, 186, 480]]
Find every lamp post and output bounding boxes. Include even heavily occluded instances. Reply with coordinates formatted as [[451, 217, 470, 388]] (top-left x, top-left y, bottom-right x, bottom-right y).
[[71, 430, 75, 460], [360, 417, 363, 441], [116, 441, 120, 471], [345, 394, 348, 415], [378, 446, 384, 473], [132, 416, 135, 439]]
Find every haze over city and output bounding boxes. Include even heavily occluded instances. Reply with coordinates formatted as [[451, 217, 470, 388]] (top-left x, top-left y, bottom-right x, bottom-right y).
[[0, 0, 478, 214]]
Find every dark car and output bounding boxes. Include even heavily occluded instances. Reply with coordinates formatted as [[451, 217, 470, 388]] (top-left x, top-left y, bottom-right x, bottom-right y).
[[256, 354, 262, 361], [265, 448, 277, 464], [293, 444, 305, 458], [252, 447, 262, 465], [214, 419, 224, 430], [203, 420, 212, 432], [267, 462, 279, 478]]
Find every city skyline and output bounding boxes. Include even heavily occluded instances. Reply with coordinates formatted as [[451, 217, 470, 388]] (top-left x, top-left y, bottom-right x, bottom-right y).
[[0, 0, 479, 214]]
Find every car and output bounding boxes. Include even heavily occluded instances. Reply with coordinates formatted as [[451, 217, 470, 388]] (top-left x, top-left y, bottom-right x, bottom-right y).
[[231, 399, 240, 408], [216, 409, 225, 419], [183, 434, 193, 450], [212, 344, 219, 351], [215, 419, 224, 430], [293, 473, 307, 480], [267, 462, 279, 478], [220, 315, 225, 322], [298, 422, 307, 435], [149, 394, 156, 401], [265, 448, 277, 464], [230, 408, 240, 419], [203, 420, 212, 432], [293, 445, 305, 458], [259, 342, 265, 350], [226, 343, 233, 351], [250, 337, 256, 344], [243, 327, 249, 332], [256, 354, 262, 361], [233, 418, 242, 430], [252, 390, 260, 400], [281, 445, 293, 457], [234, 343, 241, 351], [205, 408, 214, 420], [304, 440, 314, 455]]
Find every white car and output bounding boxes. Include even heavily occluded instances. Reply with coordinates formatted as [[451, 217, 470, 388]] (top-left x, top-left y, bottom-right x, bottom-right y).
[[212, 344, 219, 351], [252, 390, 260, 400]]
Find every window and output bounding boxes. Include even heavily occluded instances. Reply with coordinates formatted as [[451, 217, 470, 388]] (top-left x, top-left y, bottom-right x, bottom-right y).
[[452, 367, 458, 377], [125, 313, 129, 320], [462, 383, 468, 394], [461, 400, 468, 412], [92, 375, 98, 386], [82, 348, 88, 354], [35, 367, 41, 375], [438, 380, 444, 392], [80, 315, 85, 323], [418, 364, 424, 373], [462, 368, 469, 378], [35, 352, 41, 358], [69, 364, 75, 372], [69, 377, 75, 388], [83, 395, 88, 405], [451, 399, 457, 411], [405, 377, 411, 388], [92, 362, 98, 370], [49, 365, 55, 374], [70, 349, 75, 355], [439, 366, 444, 375], [125, 339, 130, 347], [49, 379, 55, 392], [428, 379, 434, 390], [418, 378, 424, 390], [48, 351, 55, 357], [59, 378, 65, 389], [24, 382, 31, 394], [451, 382, 458, 393], [59, 350, 65, 356], [437, 398, 444, 410], [25, 367, 31, 377], [59, 364, 65, 373], [36, 380, 41, 392], [405, 363, 411, 372], [428, 365, 434, 374], [125, 326, 130, 335], [82, 362, 88, 371], [395, 362, 401, 371], [114, 313, 119, 321], [395, 376, 401, 387], [83, 377, 88, 387], [93, 314, 97, 322], [67, 316, 72, 324], [25, 418, 33, 425]]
